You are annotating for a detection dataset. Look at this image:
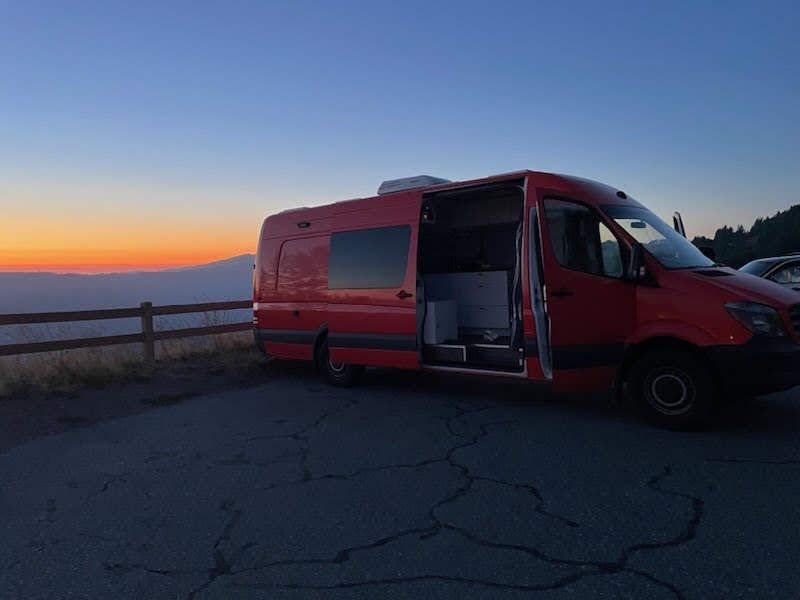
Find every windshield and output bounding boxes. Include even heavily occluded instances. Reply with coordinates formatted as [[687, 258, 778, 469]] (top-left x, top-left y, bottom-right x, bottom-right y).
[[603, 205, 715, 269], [740, 259, 779, 277]]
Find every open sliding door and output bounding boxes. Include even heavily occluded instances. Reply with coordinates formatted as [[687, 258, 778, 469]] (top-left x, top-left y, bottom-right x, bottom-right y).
[[524, 195, 553, 382]]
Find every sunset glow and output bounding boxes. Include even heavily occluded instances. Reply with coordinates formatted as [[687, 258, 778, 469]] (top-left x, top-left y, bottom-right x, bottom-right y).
[[0, 177, 279, 273], [0, 244, 255, 273], [0, 257, 250, 274], [1, 2, 797, 276], [0, 212, 257, 273]]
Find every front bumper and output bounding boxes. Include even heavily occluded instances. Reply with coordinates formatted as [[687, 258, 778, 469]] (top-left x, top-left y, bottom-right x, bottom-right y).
[[706, 337, 800, 395]]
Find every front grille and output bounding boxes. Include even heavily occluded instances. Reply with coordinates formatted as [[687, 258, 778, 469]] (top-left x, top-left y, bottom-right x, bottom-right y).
[[790, 304, 800, 337]]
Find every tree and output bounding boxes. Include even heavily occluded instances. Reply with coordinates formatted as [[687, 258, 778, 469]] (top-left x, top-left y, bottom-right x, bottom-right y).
[[691, 204, 800, 268]]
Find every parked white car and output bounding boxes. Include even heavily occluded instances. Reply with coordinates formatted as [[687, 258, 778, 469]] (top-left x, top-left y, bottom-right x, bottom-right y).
[[740, 254, 800, 292]]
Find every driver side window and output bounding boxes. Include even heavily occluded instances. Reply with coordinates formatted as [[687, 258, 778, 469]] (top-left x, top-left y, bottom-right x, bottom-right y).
[[544, 199, 624, 278], [770, 262, 800, 284]]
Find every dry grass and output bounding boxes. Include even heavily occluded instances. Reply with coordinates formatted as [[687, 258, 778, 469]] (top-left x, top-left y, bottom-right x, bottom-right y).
[[0, 310, 259, 398]]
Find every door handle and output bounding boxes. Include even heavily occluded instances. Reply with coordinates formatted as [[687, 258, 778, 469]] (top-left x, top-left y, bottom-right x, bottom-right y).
[[396, 290, 413, 300], [551, 287, 574, 298]]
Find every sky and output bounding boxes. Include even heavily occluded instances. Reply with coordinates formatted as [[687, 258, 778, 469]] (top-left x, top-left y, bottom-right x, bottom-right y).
[[1, 0, 798, 272]]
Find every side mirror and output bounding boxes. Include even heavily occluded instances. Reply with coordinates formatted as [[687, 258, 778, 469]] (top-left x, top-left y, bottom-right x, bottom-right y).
[[673, 212, 686, 238], [627, 242, 646, 282], [699, 246, 716, 261]]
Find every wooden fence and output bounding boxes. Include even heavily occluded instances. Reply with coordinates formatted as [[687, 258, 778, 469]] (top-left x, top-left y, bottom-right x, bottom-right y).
[[0, 300, 252, 365]]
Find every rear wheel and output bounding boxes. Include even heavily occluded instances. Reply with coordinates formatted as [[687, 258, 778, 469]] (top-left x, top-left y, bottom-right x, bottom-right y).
[[316, 339, 364, 387], [627, 349, 716, 429]]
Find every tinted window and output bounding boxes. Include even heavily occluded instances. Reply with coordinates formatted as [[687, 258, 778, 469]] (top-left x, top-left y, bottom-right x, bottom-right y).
[[770, 261, 800, 284], [544, 199, 624, 278], [329, 225, 411, 289], [600, 221, 624, 277], [277, 236, 329, 298]]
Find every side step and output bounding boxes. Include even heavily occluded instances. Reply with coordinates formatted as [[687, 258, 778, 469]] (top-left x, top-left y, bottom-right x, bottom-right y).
[[422, 344, 466, 363], [423, 343, 524, 372]]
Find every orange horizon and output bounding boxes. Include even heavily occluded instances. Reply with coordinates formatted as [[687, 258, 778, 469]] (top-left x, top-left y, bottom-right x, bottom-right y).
[[1, 203, 262, 275], [0, 250, 254, 274], [0, 261, 225, 274], [1, 224, 256, 273]]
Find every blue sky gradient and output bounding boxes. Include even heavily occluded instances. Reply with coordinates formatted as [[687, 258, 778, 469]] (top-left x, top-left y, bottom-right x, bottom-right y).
[[1, 0, 798, 268]]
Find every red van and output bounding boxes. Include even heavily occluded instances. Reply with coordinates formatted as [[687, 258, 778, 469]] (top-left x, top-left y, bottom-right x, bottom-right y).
[[253, 171, 800, 428]]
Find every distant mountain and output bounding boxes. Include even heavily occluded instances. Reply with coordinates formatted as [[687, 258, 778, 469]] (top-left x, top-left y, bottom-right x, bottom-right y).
[[692, 205, 800, 268], [161, 254, 255, 273], [0, 254, 255, 314], [0, 254, 255, 343]]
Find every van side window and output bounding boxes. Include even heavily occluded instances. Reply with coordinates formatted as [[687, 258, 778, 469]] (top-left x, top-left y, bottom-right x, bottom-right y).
[[329, 225, 411, 289], [277, 236, 329, 296], [544, 199, 623, 278]]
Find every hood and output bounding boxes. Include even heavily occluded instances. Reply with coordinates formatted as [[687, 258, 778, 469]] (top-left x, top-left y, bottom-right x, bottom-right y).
[[679, 267, 800, 307]]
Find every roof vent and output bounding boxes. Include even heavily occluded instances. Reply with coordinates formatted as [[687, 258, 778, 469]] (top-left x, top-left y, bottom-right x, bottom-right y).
[[377, 175, 451, 195]]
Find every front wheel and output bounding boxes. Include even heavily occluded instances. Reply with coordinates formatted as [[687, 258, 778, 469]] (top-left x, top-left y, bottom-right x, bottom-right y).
[[627, 349, 717, 429], [316, 339, 364, 387]]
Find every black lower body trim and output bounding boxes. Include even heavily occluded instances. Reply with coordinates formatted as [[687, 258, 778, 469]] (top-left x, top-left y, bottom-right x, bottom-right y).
[[255, 329, 315, 345], [254, 330, 269, 356], [706, 338, 800, 395], [329, 332, 416, 351], [552, 343, 625, 369]]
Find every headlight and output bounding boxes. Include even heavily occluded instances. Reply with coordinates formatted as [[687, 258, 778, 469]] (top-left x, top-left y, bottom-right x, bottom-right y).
[[725, 302, 788, 337]]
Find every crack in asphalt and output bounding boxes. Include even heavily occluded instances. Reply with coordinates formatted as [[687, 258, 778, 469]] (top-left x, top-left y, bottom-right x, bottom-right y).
[[221, 408, 602, 593], [706, 457, 800, 465], [469, 474, 580, 528], [144, 449, 182, 463], [241, 398, 360, 483], [241, 459, 697, 598], [104, 562, 184, 577], [243, 403, 496, 494], [184, 498, 243, 600], [215, 449, 303, 468], [437, 463, 702, 600], [619, 466, 704, 562], [231, 570, 601, 593], [88, 471, 132, 500], [626, 567, 687, 599], [17, 394, 708, 599], [211, 403, 700, 598]]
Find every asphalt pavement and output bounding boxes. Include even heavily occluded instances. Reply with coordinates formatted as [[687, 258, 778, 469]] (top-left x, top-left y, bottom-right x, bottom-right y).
[[2, 364, 799, 599]]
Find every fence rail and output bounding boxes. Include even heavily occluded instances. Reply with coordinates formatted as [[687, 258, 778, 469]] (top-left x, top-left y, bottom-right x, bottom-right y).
[[0, 300, 253, 364]]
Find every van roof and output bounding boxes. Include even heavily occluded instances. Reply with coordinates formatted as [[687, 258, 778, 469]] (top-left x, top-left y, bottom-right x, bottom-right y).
[[375, 170, 638, 206], [263, 169, 639, 232]]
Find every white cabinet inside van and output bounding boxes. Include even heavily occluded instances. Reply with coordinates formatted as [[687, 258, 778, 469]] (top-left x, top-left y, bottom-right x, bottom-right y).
[[424, 271, 510, 333]]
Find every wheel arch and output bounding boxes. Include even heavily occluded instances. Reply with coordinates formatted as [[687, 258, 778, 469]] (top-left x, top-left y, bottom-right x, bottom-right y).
[[312, 323, 329, 367], [615, 336, 720, 401]]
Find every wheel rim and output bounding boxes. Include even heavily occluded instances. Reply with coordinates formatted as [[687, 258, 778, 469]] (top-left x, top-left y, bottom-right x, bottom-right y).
[[646, 368, 695, 416], [327, 357, 346, 375]]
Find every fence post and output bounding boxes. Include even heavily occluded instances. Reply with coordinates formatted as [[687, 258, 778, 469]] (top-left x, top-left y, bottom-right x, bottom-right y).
[[140, 301, 155, 368]]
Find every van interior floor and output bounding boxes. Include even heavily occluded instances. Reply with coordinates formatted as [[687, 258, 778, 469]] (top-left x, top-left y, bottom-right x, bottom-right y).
[[422, 342, 524, 372], [418, 181, 525, 373]]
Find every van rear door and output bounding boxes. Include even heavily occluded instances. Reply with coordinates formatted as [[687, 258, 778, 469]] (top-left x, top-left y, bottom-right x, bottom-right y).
[[327, 193, 422, 370]]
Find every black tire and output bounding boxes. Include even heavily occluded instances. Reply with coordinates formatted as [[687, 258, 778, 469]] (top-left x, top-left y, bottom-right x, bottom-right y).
[[316, 339, 364, 387], [627, 349, 717, 429]]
